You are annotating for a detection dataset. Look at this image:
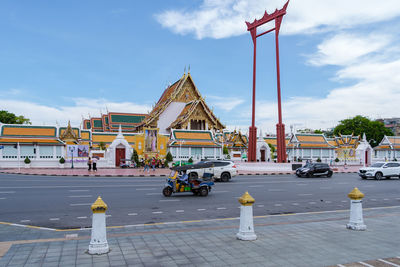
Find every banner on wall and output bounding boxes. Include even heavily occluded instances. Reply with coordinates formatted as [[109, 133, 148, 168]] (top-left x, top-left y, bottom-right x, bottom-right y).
[[145, 129, 158, 152], [67, 145, 89, 158]]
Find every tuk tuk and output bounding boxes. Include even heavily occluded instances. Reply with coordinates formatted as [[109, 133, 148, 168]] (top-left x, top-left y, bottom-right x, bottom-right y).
[[162, 162, 215, 197]]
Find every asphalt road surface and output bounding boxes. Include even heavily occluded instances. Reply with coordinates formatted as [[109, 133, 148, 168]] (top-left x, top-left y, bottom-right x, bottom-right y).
[[0, 173, 399, 229]]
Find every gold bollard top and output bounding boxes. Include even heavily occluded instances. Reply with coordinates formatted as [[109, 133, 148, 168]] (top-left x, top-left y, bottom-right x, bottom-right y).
[[348, 187, 364, 200], [238, 191, 255, 206], [91, 196, 108, 213]]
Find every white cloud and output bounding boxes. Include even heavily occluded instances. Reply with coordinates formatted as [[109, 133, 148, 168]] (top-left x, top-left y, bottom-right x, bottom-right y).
[[155, 0, 400, 39], [308, 33, 391, 66], [1, 98, 151, 127], [205, 95, 245, 112]]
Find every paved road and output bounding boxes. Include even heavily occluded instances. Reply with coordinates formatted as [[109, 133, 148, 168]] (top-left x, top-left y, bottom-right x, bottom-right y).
[[0, 173, 399, 229]]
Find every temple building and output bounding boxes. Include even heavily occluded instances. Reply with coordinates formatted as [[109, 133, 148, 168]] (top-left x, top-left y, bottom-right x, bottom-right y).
[[373, 135, 400, 161], [287, 133, 336, 162]]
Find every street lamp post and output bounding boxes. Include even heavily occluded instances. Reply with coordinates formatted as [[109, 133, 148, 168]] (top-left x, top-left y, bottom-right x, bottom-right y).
[[69, 146, 75, 169]]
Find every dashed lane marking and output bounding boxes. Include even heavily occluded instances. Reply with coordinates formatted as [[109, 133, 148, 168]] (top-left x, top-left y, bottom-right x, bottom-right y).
[[213, 191, 229, 193], [320, 187, 332, 189], [68, 195, 92, 198], [378, 259, 400, 267], [337, 182, 349, 185], [0, 198, 6, 200], [136, 188, 156, 191], [77, 216, 87, 219], [384, 198, 390, 201], [325, 201, 332, 204], [68, 190, 89, 192], [292, 203, 299, 206], [248, 185, 263, 188], [70, 203, 92, 206], [371, 199, 377, 201], [152, 211, 163, 214], [0, 191, 15, 194], [146, 193, 160, 195], [257, 205, 264, 207], [197, 209, 206, 211], [298, 194, 312, 196], [217, 207, 226, 210], [20, 220, 30, 223], [176, 210, 184, 213], [49, 218, 60, 221], [341, 200, 347, 203], [268, 189, 284, 192], [159, 199, 180, 202], [296, 184, 308, 186], [128, 213, 138, 216], [309, 202, 316, 204], [274, 204, 282, 207]]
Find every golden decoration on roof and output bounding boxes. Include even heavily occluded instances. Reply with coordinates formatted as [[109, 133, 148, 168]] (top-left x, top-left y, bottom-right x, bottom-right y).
[[238, 191, 255, 206], [91, 196, 108, 213], [348, 187, 364, 200]]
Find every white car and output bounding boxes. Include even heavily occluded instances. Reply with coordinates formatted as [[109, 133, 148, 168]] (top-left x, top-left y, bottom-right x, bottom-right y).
[[358, 162, 400, 180], [187, 160, 237, 182]]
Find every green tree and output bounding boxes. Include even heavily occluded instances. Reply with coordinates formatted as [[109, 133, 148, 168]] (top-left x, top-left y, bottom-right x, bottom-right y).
[[165, 151, 173, 162], [98, 142, 106, 151], [223, 146, 229, 155], [0, 110, 31, 124], [314, 129, 323, 134], [131, 149, 139, 166], [333, 115, 393, 147]]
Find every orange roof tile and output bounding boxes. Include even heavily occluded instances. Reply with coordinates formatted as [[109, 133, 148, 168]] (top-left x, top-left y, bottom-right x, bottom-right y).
[[297, 135, 326, 143], [174, 131, 212, 140], [2, 126, 56, 137], [0, 137, 63, 145]]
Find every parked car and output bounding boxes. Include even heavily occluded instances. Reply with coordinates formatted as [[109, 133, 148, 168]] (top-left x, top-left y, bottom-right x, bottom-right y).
[[187, 160, 237, 182], [358, 162, 400, 180], [295, 163, 333, 178]]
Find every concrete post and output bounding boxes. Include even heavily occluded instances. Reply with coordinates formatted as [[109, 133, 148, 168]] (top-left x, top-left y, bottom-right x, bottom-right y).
[[346, 187, 366, 231], [88, 196, 110, 254], [237, 191, 257, 241]]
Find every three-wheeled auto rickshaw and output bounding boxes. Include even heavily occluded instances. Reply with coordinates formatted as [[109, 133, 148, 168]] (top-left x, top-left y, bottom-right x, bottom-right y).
[[162, 162, 215, 197]]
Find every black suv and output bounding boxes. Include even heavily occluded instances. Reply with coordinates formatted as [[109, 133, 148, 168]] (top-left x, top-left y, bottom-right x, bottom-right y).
[[296, 163, 333, 178]]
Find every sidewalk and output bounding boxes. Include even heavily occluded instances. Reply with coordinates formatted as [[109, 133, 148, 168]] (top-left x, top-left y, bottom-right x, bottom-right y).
[[0, 164, 359, 177], [1, 206, 400, 266]]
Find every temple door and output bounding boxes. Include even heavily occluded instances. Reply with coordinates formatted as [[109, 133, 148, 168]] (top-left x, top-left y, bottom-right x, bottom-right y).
[[116, 148, 125, 167], [261, 150, 266, 162], [365, 151, 368, 166]]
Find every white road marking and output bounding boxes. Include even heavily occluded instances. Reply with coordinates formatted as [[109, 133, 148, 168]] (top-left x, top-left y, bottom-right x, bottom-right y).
[[248, 185, 262, 188], [337, 264, 346, 267], [70, 203, 92, 206], [159, 199, 180, 202], [292, 203, 299, 206], [396, 198, 400, 200], [49, 218, 60, 221], [69, 190, 89, 192], [274, 204, 282, 207], [257, 205, 264, 207], [268, 189, 284, 192], [0, 191, 15, 194], [358, 261, 383, 267], [384, 198, 390, 201], [309, 202, 316, 204], [77, 216, 87, 219], [217, 207, 226, 210], [325, 201, 332, 204], [176, 210, 184, 213], [20, 220, 30, 223], [320, 187, 332, 189], [68, 195, 92, 198], [363, 185, 374, 187], [341, 200, 347, 203], [152, 211, 163, 214], [337, 182, 349, 185], [128, 213, 138, 216], [106, 215, 111, 217], [197, 209, 206, 211], [136, 188, 156, 191], [213, 191, 229, 193], [298, 194, 312, 196], [377, 259, 400, 267], [371, 199, 377, 201], [0, 198, 6, 200], [146, 193, 160, 195], [296, 184, 308, 186]]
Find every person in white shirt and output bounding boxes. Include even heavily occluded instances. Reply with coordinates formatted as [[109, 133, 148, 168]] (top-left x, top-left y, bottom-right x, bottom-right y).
[[92, 157, 98, 172]]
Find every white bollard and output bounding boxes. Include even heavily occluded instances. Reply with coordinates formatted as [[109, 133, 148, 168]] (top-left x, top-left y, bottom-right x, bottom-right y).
[[346, 187, 366, 231], [237, 191, 257, 241], [88, 196, 110, 254]]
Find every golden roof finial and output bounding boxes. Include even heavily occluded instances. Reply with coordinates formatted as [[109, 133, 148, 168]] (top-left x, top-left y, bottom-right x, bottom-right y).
[[91, 196, 108, 213], [238, 191, 255, 206], [348, 187, 364, 200]]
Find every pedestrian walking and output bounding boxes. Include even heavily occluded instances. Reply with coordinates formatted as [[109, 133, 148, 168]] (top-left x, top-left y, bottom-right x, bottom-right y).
[[87, 157, 92, 171], [143, 158, 150, 173], [92, 157, 98, 172], [151, 157, 156, 171]]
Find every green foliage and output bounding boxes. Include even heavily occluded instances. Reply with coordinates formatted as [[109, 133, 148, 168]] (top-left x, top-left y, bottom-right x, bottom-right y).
[[131, 149, 139, 166], [267, 143, 276, 153], [24, 157, 31, 164], [314, 129, 323, 134], [333, 115, 393, 147], [316, 158, 321, 162], [98, 142, 106, 151], [59, 157, 65, 164], [223, 146, 229, 155], [0, 110, 31, 124], [166, 151, 173, 162], [188, 157, 193, 163], [335, 158, 339, 163]]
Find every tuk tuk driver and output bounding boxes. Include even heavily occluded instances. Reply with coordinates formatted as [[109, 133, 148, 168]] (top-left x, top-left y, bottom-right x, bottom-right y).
[[178, 170, 189, 184]]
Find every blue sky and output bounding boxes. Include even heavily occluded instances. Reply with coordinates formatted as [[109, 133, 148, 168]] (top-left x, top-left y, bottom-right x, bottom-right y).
[[1, 0, 400, 133]]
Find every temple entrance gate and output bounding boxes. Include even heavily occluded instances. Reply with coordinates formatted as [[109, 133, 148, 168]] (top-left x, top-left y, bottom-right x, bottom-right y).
[[115, 147, 125, 167]]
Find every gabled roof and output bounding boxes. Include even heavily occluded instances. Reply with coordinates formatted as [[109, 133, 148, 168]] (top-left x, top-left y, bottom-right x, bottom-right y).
[[288, 133, 335, 149], [0, 137, 64, 145], [375, 135, 400, 150], [264, 136, 290, 148], [168, 129, 220, 147], [139, 73, 224, 130], [1, 125, 57, 137]]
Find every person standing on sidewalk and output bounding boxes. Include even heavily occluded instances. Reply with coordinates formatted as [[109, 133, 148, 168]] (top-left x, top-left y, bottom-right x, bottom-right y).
[[143, 158, 150, 173], [151, 157, 156, 171], [87, 157, 92, 171], [92, 157, 98, 172]]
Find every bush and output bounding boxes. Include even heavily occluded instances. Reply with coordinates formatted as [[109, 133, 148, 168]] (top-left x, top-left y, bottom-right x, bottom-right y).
[[316, 158, 321, 162], [223, 146, 229, 155], [188, 157, 193, 163], [394, 158, 398, 161], [24, 157, 31, 164], [166, 151, 173, 162], [59, 157, 65, 164], [131, 149, 139, 166], [335, 158, 339, 163]]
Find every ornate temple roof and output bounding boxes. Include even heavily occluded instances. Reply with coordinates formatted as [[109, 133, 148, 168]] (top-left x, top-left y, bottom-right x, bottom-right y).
[[168, 129, 220, 147], [0, 124, 63, 145], [288, 133, 335, 149], [375, 135, 400, 150]]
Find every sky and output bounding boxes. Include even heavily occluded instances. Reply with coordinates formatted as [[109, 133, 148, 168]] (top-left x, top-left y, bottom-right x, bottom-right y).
[[1, 0, 400, 134]]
